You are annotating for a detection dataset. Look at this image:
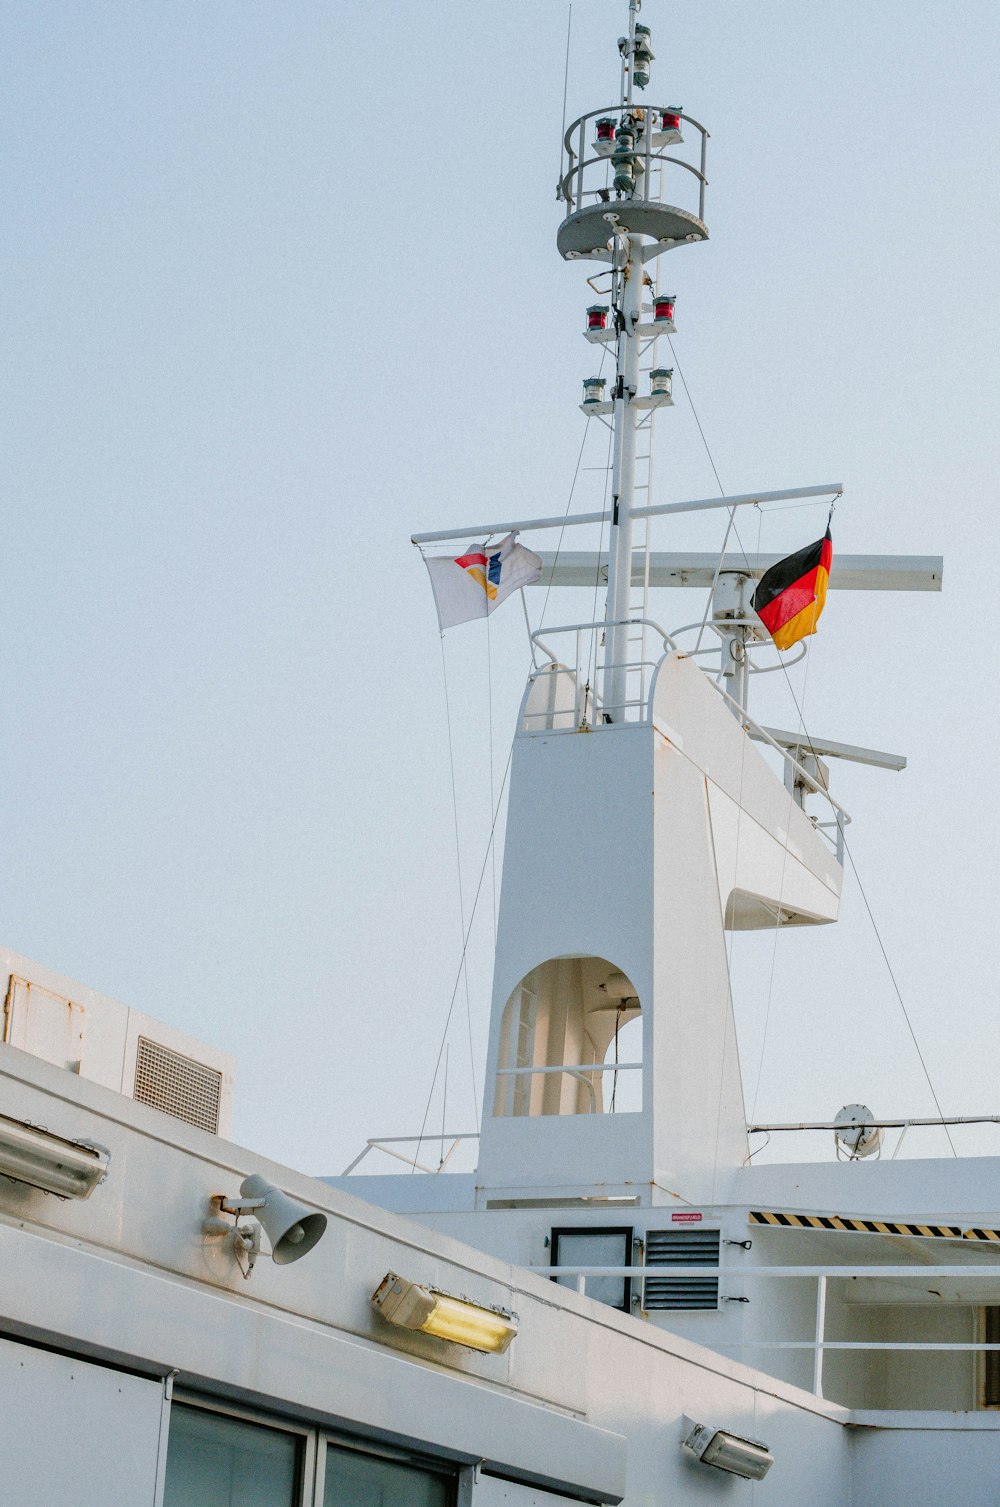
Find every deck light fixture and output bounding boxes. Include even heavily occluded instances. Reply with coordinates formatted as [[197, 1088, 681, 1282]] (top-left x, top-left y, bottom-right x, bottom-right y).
[[371, 1272, 518, 1354], [0, 1113, 109, 1200], [682, 1419, 774, 1481]]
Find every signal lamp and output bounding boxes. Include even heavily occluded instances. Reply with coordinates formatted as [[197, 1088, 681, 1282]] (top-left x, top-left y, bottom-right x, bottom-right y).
[[372, 1272, 518, 1355], [595, 117, 616, 157], [650, 367, 673, 398], [612, 124, 636, 193], [653, 294, 675, 323], [632, 24, 654, 89], [582, 375, 607, 405], [587, 304, 609, 331]]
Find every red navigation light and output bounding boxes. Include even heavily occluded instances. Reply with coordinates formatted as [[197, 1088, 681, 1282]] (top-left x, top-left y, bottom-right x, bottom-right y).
[[662, 110, 681, 131], [587, 304, 609, 331], [596, 118, 615, 141], [653, 294, 675, 323]]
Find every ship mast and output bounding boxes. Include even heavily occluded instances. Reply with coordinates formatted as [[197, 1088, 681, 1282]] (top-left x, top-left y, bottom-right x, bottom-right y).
[[560, 0, 708, 719]]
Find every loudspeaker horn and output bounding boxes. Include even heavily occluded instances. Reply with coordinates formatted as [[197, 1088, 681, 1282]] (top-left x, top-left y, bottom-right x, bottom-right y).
[[239, 1174, 327, 1264]]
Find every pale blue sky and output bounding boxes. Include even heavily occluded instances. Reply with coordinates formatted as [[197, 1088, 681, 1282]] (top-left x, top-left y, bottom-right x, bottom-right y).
[[3, 2, 998, 1172]]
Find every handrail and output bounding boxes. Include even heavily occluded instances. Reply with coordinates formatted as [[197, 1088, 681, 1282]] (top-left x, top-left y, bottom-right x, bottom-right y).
[[537, 1266, 1000, 1279], [497, 1062, 642, 1075], [558, 149, 707, 210], [530, 617, 678, 653], [536, 1262, 1000, 1397], [341, 1131, 479, 1176], [560, 107, 709, 220], [562, 105, 709, 160], [521, 624, 853, 841], [709, 681, 852, 829]]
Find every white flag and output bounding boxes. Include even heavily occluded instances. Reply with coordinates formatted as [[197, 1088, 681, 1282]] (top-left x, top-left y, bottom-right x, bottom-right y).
[[424, 532, 543, 631]]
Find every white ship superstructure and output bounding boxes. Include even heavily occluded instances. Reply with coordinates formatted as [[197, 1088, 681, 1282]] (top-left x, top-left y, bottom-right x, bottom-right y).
[[1, 4, 998, 1505]]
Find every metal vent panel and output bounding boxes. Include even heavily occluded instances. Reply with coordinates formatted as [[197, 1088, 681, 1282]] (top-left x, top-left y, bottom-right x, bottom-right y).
[[643, 1228, 720, 1311], [133, 1036, 222, 1134]]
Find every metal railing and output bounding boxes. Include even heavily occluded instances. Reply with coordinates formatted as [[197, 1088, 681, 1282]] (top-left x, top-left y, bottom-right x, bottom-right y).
[[341, 1132, 480, 1176], [520, 622, 851, 857], [496, 1061, 642, 1115], [536, 1263, 1000, 1399], [523, 617, 677, 730], [559, 106, 709, 223]]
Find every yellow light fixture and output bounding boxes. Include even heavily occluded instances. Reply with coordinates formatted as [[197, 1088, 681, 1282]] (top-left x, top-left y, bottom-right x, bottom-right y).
[[371, 1272, 518, 1354]]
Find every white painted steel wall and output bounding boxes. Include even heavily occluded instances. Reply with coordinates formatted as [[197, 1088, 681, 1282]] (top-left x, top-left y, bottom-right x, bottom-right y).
[[0, 1335, 165, 1506], [3, 1043, 999, 1503], [0, 1043, 859, 1506], [850, 1416, 1000, 1506]]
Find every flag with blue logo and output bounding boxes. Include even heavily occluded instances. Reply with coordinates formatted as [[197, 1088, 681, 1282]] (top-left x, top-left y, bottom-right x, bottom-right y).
[[424, 532, 543, 630]]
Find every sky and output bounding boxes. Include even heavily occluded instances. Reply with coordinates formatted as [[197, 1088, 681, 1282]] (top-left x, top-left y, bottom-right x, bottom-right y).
[[2, 1, 999, 1178]]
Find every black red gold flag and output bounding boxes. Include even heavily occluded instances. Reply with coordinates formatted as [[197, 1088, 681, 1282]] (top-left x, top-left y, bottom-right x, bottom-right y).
[[752, 528, 833, 650]]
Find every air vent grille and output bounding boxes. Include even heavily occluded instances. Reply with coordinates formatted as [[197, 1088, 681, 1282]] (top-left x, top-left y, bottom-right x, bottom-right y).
[[133, 1036, 222, 1134], [643, 1228, 720, 1311]]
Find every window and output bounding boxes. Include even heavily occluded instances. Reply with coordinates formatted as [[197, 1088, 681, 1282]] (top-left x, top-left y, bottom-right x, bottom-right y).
[[163, 1402, 457, 1507], [163, 1405, 301, 1507], [324, 1442, 452, 1506], [642, 1227, 720, 1310], [551, 1226, 633, 1310], [494, 958, 642, 1119], [983, 1308, 1000, 1407]]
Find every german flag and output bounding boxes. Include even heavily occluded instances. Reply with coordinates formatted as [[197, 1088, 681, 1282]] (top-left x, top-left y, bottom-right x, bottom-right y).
[[752, 527, 832, 651]]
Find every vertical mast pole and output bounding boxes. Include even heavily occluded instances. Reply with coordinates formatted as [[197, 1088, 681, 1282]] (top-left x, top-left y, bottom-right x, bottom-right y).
[[603, 0, 642, 720], [603, 234, 643, 719]]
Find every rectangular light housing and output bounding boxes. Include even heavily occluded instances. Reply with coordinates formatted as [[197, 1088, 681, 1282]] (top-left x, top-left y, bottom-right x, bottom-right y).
[[0, 1115, 109, 1200], [682, 1420, 773, 1481], [372, 1272, 517, 1354]]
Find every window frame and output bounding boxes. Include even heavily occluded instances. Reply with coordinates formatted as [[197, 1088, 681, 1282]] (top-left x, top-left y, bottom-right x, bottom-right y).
[[980, 1307, 1000, 1409], [167, 1392, 458, 1507], [550, 1225, 634, 1312]]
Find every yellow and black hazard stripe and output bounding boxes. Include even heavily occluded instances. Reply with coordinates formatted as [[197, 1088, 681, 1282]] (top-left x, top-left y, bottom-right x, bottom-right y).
[[749, 1210, 964, 1239], [963, 1227, 1000, 1243]]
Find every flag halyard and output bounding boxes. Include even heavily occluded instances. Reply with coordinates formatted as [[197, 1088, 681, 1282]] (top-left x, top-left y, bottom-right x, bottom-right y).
[[752, 527, 832, 650]]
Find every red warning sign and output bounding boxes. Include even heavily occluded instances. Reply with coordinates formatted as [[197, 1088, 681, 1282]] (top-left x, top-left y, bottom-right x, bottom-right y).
[[671, 1211, 703, 1223]]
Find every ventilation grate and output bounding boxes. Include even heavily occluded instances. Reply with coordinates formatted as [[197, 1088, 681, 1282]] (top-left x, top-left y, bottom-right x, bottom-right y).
[[133, 1036, 222, 1134], [643, 1228, 720, 1311]]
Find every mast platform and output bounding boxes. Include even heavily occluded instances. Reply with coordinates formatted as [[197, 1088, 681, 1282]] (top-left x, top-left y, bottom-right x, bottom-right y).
[[557, 200, 708, 261]]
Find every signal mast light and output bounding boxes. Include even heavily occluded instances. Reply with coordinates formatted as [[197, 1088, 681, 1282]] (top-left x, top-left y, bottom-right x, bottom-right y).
[[653, 294, 676, 324], [583, 375, 607, 405], [657, 107, 684, 147], [587, 304, 609, 332], [632, 24, 654, 89], [595, 117, 616, 157], [650, 367, 673, 399], [612, 123, 636, 194]]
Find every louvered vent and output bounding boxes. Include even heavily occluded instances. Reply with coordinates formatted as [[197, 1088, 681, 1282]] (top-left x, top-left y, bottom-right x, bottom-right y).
[[643, 1228, 720, 1311], [133, 1036, 222, 1134]]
